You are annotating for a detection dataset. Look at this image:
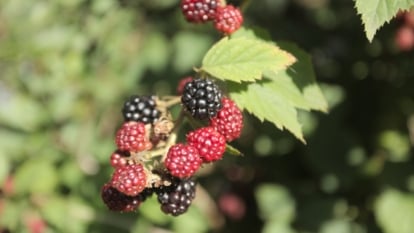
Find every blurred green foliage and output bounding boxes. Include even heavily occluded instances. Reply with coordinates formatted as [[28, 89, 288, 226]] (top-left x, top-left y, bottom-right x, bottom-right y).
[[1, 0, 414, 233]]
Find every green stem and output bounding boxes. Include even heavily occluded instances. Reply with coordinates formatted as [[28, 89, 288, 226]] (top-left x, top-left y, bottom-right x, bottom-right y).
[[240, 0, 251, 12]]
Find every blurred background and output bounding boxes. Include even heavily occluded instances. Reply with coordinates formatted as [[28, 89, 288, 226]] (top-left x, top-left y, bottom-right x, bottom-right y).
[[1, 0, 414, 232]]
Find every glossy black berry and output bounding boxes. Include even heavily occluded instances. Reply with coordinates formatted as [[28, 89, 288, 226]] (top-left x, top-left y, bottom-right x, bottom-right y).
[[181, 78, 222, 120], [156, 179, 196, 216], [122, 95, 161, 124]]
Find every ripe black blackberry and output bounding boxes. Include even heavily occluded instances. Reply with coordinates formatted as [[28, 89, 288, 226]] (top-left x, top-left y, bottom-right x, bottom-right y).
[[122, 95, 161, 124], [101, 183, 141, 212], [181, 78, 223, 120], [156, 179, 196, 216]]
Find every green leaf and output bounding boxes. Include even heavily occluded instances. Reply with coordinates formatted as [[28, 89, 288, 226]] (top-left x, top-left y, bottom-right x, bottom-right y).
[[270, 42, 328, 112], [375, 189, 414, 233], [355, 0, 414, 41], [229, 80, 305, 142], [226, 144, 244, 156], [201, 37, 296, 83]]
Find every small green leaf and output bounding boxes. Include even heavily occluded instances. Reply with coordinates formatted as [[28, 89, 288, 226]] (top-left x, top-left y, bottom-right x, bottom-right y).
[[202, 37, 296, 83], [355, 0, 414, 41], [226, 144, 244, 156], [375, 189, 414, 233], [229, 80, 305, 142]]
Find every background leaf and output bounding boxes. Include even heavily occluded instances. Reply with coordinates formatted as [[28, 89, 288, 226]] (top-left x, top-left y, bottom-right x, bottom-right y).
[[202, 37, 296, 82], [355, 0, 414, 41], [374, 189, 414, 233]]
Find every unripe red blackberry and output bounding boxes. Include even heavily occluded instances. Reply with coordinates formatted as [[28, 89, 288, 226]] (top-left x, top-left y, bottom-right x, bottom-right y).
[[110, 164, 147, 196], [181, 0, 220, 23], [157, 179, 197, 216], [101, 183, 142, 212], [210, 97, 243, 142], [115, 122, 152, 152], [214, 5, 243, 35], [186, 126, 226, 162], [164, 144, 202, 178], [110, 150, 129, 168], [181, 78, 223, 120], [395, 25, 414, 51], [122, 95, 161, 124]]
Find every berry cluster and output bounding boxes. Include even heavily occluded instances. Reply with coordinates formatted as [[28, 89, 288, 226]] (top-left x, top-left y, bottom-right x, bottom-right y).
[[394, 10, 414, 51], [101, 77, 243, 216], [180, 0, 244, 35]]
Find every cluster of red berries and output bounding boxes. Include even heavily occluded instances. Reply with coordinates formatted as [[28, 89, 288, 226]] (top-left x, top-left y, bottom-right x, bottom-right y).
[[180, 0, 244, 35], [101, 76, 243, 216], [394, 10, 414, 51]]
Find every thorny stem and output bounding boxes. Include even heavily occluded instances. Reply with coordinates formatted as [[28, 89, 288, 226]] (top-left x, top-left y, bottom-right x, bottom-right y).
[[158, 96, 181, 109]]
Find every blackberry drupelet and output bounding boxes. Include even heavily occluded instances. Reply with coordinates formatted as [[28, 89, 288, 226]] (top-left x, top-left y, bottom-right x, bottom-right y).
[[122, 95, 161, 124], [181, 78, 223, 120], [156, 179, 196, 216]]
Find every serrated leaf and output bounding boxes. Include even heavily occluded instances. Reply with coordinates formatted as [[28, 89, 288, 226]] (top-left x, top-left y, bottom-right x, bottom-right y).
[[269, 42, 328, 112], [201, 37, 296, 82], [355, 0, 414, 41], [229, 81, 305, 143], [375, 189, 414, 233]]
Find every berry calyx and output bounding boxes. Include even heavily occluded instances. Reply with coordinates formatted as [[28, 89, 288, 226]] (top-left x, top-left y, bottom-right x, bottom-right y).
[[186, 126, 226, 162], [164, 143, 202, 178], [101, 183, 142, 212], [210, 97, 243, 142], [115, 122, 152, 152], [214, 5, 243, 35], [181, 0, 220, 23], [157, 179, 197, 216], [122, 95, 161, 124], [181, 78, 223, 120], [110, 164, 147, 196]]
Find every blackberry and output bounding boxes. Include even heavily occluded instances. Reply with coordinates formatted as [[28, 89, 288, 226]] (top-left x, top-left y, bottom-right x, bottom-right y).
[[110, 164, 147, 196], [214, 5, 243, 35], [181, 0, 220, 23], [101, 183, 141, 212], [110, 150, 130, 168], [209, 97, 243, 142], [115, 122, 152, 152], [186, 126, 226, 162], [181, 78, 223, 120], [122, 95, 161, 124], [164, 143, 202, 178], [156, 179, 196, 216]]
